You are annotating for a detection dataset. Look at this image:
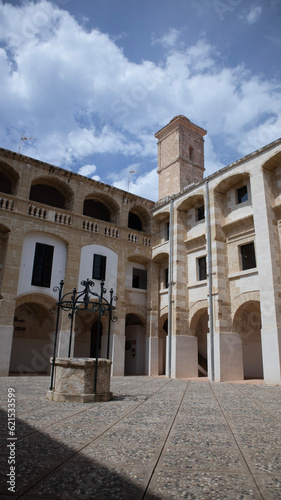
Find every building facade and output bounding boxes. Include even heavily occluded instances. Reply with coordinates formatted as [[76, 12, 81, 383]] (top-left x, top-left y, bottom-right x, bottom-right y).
[[1, 115, 281, 384]]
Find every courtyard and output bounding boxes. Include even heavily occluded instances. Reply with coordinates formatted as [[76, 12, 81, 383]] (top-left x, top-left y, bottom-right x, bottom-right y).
[[0, 376, 281, 499]]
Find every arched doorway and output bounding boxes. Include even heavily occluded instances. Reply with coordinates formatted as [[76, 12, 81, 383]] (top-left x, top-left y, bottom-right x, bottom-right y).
[[158, 317, 167, 375], [196, 311, 208, 376], [74, 310, 103, 358], [10, 302, 55, 374], [125, 314, 145, 375], [190, 307, 209, 377], [233, 301, 263, 379]]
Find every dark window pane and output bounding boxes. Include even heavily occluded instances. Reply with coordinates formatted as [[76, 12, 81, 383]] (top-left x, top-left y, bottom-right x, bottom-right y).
[[31, 243, 54, 287], [237, 186, 248, 204], [128, 212, 142, 231], [83, 200, 110, 222], [241, 243, 256, 270], [132, 268, 147, 289], [198, 256, 207, 281], [92, 254, 106, 281], [197, 205, 205, 221], [29, 184, 65, 209], [166, 222, 170, 241]]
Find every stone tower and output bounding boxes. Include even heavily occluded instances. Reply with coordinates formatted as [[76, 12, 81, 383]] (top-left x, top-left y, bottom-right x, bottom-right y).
[[155, 115, 207, 200]]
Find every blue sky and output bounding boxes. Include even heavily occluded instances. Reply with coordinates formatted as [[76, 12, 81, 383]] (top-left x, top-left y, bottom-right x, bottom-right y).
[[0, 0, 281, 200]]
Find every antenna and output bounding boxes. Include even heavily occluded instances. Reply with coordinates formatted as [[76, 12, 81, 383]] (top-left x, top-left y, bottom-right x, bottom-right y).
[[18, 135, 32, 153], [128, 169, 138, 192]]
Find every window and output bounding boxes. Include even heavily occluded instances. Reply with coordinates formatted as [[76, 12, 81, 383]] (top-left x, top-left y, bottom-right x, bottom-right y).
[[189, 146, 194, 161], [31, 243, 54, 287], [237, 186, 248, 204], [197, 205, 205, 221], [241, 243, 256, 271], [165, 268, 169, 289], [132, 268, 147, 289], [128, 212, 142, 231], [198, 256, 207, 281], [92, 254, 106, 281]]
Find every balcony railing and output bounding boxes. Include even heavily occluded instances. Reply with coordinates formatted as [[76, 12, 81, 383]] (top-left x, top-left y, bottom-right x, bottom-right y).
[[0, 196, 15, 211]]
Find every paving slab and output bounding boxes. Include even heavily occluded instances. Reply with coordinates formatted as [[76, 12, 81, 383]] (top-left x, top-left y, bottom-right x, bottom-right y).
[[0, 376, 281, 499]]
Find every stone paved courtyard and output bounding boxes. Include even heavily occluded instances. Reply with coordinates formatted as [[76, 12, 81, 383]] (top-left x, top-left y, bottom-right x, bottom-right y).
[[0, 376, 281, 499]]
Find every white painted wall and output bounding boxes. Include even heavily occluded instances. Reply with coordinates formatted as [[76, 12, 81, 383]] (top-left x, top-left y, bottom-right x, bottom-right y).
[[78, 245, 118, 301], [17, 233, 67, 298]]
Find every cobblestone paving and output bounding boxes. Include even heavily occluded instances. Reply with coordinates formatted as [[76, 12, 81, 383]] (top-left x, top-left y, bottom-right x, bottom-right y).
[[0, 376, 281, 499]]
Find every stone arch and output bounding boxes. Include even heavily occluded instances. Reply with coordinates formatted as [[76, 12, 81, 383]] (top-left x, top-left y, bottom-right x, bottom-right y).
[[10, 293, 56, 374], [83, 193, 120, 224], [29, 176, 74, 211], [128, 205, 151, 233], [262, 152, 281, 203], [189, 301, 209, 335], [231, 291, 260, 321], [190, 303, 209, 377], [125, 312, 146, 375], [233, 298, 263, 379], [177, 192, 205, 212], [0, 161, 19, 195], [214, 172, 250, 195]]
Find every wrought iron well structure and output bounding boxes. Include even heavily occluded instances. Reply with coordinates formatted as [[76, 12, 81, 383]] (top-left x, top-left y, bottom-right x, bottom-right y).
[[49, 279, 118, 392]]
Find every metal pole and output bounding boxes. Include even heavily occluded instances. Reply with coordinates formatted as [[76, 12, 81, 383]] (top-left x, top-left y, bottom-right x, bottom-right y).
[[107, 289, 113, 359], [168, 199, 173, 378], [68, 288, 76, 358], [94, 281, 104, 393], [205, 181, 215, 381], [50, 280, 64, 391]]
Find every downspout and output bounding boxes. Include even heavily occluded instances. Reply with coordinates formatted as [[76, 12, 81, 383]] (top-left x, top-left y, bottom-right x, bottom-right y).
[[205, 181, 215, 382], [168, 199, 173, 378]]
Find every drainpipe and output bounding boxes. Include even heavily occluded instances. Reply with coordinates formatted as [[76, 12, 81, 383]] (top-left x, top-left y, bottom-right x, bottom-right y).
[[205, 181, 215, 382], [168, 199, 173, 378]]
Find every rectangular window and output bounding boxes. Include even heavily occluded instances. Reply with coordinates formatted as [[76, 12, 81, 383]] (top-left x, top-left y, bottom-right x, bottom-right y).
[[197, 205, 205, 221], [198, 256, 207, 281], [132, 268, 147, 289], [241, 243, 256, 271], [92, 254, 106, 281], [31, 243, 54, 287], [237, 186, 248, 204]]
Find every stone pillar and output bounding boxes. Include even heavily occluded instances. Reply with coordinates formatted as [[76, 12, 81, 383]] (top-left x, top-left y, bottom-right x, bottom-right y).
[[171, 335, 198, 378], [146, 337, 159, 376], [251, 167, 281, 384], [111, 332, 125, 376], [0, 227, 25, 376], [209, 332, 243, 382], [146, 261, 160, 375], [207, 188, 240, 381], [0, 326, 14, 376], [170, 206, 195, 377]]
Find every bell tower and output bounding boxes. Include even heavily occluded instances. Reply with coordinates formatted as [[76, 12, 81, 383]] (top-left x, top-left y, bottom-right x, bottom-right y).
[[155, 115, 207, 200]]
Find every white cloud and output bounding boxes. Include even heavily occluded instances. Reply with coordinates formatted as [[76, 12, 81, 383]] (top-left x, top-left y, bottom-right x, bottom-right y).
[[0, 0, 280, 197], [243, 6, 262, 24], [109, 167, 158, 201], [77, 164, 100, 180], [152, 28, 181, 48]]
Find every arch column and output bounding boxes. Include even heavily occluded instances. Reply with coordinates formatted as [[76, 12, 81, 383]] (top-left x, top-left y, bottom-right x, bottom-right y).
[[170, 208, 197, 378], [146, 261, 160, 375], [251, 167, 281, 384], [207, 188, 243, 381], [0, 227, 25, 375]]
